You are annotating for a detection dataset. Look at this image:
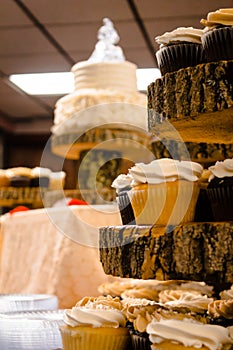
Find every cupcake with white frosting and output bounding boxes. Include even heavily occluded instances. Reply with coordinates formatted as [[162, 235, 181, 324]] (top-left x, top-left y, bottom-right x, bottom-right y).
[[155, 27, 205, 75], [146, 318, 233, 349], [207, 159, 233, 221], [30, 167, 52, 188], [126, 158, 203, 226], [59, 295, 131, 350], [201, 8, 233, 62]]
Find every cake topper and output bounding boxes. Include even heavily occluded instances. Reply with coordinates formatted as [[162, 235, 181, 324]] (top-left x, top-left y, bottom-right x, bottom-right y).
[[88, 18, 125, 62]]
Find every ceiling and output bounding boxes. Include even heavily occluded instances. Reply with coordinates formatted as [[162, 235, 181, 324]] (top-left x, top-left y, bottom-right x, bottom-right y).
[[1, 0, 233, 134]]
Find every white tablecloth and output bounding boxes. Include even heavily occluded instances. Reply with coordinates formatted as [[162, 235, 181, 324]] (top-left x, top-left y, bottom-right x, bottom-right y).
[[0, 205, 121, 308]]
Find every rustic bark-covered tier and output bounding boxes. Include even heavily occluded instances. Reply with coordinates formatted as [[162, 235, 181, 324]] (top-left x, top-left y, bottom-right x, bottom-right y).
[[148, 60, 233, 144], [99, 223, 233, 292], [151, 139, 233, 165], [51, 128, 153, 160]]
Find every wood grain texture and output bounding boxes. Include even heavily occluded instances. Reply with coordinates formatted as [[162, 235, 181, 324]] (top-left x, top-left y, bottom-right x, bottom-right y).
[[150, 139, 233, 164], [148, 60, 233, 144], [99, 222, 233, 291]]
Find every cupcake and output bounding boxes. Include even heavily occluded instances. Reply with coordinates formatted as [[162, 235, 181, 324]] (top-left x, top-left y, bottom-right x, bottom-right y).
[[208, 299, 233, 328], [6, 167, 32, 187], [59, 295, 131, 350], [98, 278, 144, 298], [49, 171, 66, 190], [122, 298, 160, 350], [120, 280, 213, 303], [111, 174, 135, 225], [127, 158, 203, 226], [155, 27, 205, 75], [206, 159, 233, 221], [220, 285, 233, 301], [201, 8, 233, 62], [0, 169, 10, 187], [30, 167, 52, 188], [194, 169, 214, 222], [158, 290, 214, 324], [146, 318, 233, 349]]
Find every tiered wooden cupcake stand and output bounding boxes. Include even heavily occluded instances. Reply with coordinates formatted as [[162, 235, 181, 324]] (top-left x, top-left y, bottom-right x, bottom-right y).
[[99, 60, 233, 294]]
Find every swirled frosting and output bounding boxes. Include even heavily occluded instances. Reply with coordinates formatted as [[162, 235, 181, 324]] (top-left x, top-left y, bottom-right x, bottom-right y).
[[162, 292, 213, 314], [155, 27, 203, 46], [220, 285, 233, 300], [111, 174, 133, 194], [64, 296, 126, 328], [121, 287, 160, 301], [201, 8, 233, 28], [129, 158, 203, 185], [146, 318, 233, 349], [208, 300, 233, 319], [208, 159, 233, 181], [159, 289, 203, 303], [122, 298, 159, 332]]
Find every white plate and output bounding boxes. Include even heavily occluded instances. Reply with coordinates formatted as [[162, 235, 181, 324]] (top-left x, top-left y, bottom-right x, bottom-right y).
[[0, 294, 58, 313], [0, 310, 64, 350]]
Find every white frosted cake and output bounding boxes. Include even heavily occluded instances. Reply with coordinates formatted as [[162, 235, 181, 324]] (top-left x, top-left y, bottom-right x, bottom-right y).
[[52, 18, 147, 136]]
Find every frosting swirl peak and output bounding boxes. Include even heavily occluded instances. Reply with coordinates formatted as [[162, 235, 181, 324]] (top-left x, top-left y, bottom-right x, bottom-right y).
[[155, 27, 203, 46], [64, 296, 126, 328], [111, 174, 133, 194], [146, 318, 233, 350], [208, 159, 233, 181], [201, 8, 233, 27], [129, 158, 203, 185]]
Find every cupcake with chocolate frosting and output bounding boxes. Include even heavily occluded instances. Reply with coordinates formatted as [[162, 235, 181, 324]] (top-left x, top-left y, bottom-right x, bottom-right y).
[[155, 27, 205, 75]]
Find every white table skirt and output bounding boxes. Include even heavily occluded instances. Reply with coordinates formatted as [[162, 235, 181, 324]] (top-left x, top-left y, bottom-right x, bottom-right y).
[[0, 205, 121, 308]]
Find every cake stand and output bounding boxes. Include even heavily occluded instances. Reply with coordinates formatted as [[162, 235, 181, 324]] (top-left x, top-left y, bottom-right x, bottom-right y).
[[99, 60, 233, 294]]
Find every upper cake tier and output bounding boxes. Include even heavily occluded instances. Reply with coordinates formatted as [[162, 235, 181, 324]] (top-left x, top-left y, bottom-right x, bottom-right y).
[[52, 18, 147, 137], [72, 60, 137, 92], [51, 18, 151, 161], [147, 60, 233, 144]]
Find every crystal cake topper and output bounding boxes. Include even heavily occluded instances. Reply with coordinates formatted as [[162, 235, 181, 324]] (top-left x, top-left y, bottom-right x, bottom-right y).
[[88, 18, 125, 62]]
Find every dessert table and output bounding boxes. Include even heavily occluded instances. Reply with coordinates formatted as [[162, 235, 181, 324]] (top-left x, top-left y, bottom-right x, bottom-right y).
[[0, 204, 121, 308]]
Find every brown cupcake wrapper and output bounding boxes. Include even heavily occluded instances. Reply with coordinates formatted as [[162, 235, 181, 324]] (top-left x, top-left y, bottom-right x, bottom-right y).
[[201, 27, 233, 62], [156, 43, 206, 75], [206, 186, 233, 221], [194, 188, 214, 222], [131, 333, 151, 350], [117, 192, 136, 225]]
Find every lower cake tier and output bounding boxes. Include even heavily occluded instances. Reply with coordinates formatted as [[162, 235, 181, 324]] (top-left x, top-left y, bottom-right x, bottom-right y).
[[51, 128, 153, 160], [99, 222, 233, 292]]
